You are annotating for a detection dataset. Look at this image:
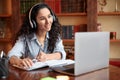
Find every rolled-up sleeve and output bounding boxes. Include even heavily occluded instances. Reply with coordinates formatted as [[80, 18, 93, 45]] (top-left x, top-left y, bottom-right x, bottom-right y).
[[53, 39, 66, 60], [8, 38, 25, 59]]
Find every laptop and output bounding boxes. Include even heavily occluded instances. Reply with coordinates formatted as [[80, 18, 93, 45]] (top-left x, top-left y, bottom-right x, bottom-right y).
[[51, 32, 110, 76]]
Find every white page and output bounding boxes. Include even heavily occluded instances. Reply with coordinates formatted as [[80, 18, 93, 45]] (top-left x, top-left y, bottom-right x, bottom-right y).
[[13, 59, 74, 71], [46, 59, 75, 67]]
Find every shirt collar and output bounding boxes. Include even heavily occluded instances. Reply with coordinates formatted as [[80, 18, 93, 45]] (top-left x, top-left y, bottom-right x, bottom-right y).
[[27, 32, 49, 41]]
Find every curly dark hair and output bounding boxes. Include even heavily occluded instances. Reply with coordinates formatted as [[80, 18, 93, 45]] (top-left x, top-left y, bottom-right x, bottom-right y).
[[14, 3, 62, 53]]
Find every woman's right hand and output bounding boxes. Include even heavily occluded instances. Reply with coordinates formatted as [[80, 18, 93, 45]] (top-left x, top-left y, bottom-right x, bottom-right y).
[[20, 58, 33, 68], [9, 56, 33, 69]]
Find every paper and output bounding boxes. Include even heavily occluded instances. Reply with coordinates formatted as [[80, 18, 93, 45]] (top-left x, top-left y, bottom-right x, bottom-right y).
[[41, 77, 56, 80], [13, 59, 74, 71], [46, 59, 74, 67]]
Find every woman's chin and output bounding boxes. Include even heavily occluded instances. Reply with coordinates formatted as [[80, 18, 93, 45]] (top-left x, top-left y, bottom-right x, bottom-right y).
[[46, 28, 51, 31]]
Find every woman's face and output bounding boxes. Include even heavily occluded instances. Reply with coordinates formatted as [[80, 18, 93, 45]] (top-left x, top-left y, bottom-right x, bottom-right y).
[[36, 7, 53, 32]]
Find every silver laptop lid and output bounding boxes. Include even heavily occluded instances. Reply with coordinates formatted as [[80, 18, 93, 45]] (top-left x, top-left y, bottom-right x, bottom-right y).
[[75, 32, 109, 75]]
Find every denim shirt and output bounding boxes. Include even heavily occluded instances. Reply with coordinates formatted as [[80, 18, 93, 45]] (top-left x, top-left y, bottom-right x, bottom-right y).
[[8, 33, 66, 60]]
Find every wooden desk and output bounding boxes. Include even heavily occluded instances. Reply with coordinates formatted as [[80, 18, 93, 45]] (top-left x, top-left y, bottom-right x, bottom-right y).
[[1, 65, 120, 80]]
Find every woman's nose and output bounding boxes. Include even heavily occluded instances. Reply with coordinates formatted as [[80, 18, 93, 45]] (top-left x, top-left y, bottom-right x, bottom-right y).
[[45, 18, 49, 24]]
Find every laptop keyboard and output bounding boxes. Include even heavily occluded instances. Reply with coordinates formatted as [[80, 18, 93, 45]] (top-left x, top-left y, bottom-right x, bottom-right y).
[[61, 64, 74, 73], [51, 63, 75, 74], [63, 63, 74, 68], [64, 68, 74, 73]]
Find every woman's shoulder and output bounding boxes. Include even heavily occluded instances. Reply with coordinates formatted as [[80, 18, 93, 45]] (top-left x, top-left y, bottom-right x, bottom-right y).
[[19, 33, 35, 39], [17, 35, 26, 41]]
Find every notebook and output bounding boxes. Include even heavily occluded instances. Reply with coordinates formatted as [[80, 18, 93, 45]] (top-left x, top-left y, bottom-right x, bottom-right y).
[[51, 32, 110, 76], [13, 59, 74, 71]]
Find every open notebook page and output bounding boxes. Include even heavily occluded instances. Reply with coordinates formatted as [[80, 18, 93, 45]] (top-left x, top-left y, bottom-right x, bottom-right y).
[[13, 59, 74, 71]]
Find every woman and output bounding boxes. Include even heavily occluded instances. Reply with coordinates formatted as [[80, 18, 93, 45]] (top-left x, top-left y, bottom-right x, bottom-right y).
[[8, 3, 66, 68]]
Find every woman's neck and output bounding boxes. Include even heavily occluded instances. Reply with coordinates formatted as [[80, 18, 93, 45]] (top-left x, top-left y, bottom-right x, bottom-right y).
[[36, 31, 46, 47]]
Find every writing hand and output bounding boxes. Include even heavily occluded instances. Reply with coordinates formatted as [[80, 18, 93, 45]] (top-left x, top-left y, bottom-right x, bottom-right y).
[[36, 51, 48, 62]]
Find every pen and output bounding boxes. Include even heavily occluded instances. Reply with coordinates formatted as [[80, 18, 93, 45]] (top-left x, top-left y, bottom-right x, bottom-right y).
[[32, 48, 41, 63], [32, 59, 38, 63]]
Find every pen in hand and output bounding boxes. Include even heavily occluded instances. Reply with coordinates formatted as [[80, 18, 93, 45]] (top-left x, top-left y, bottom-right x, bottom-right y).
[[32, 59, 38, 63], [32, 48, 41, 63], [36, 51, 48, 62]]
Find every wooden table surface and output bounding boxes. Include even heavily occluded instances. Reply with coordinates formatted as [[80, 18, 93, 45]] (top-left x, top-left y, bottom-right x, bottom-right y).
[[1, 65, 120, 80]]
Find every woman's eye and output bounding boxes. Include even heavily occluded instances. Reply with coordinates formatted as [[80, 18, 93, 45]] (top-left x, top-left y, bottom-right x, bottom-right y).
[[39, 17, 45, 20], [48, 15, 52, 18], [39, 15, 52, 20]]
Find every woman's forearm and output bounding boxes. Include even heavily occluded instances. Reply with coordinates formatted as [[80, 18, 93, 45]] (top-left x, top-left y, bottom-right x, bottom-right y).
[[9, 56, 21, 65], [47, 52, 61, 60]]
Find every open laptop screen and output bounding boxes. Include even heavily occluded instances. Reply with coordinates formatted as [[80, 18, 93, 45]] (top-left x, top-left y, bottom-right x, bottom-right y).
[[52, 32, 110, 76]]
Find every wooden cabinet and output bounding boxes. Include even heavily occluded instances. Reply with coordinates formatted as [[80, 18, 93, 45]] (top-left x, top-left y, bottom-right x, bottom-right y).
[[0, 0, 12, 53], [0, 0, 12, 15], [0, 0, 21, 53]]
